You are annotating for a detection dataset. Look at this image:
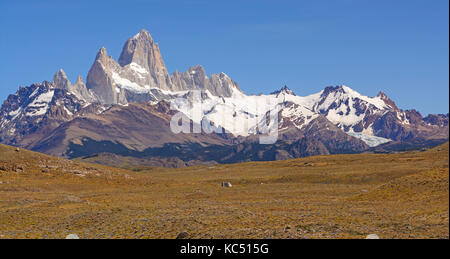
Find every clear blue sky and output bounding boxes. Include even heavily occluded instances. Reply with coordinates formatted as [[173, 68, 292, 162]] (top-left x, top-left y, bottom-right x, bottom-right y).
[[0, 0, 448, 115]]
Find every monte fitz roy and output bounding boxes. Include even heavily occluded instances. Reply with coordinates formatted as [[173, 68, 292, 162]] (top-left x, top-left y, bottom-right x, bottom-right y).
[[0, 29, 448, 166]]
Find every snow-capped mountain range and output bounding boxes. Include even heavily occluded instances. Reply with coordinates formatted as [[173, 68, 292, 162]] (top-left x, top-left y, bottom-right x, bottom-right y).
[[0, 29, 448, 164]]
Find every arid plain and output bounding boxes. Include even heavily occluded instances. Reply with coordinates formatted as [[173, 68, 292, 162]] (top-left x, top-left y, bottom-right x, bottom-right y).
[[0, 143, 448, 239]]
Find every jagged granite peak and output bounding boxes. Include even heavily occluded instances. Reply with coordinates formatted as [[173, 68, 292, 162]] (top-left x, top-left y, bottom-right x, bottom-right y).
[[95, 46, 109, 63], [172, 65, 208, 90], [52, 69, 71, 90], [52, 70, 95, 103], [117, 29, 172, 90], [86, 47, 127, 105], [116, 29, 241, 96], [188, 65, 207, 76], [84, 29, 242, 103], [208, 72, 241, 96], [170, 66, 241, 96], [75, 75, 84, 84], [70, 75, 97, 102], [118, 29, 155, 67], [87, 30, 174, 103]]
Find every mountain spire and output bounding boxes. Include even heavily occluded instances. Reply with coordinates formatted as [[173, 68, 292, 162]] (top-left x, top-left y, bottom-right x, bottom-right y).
[[95, 47, 109, 64], [118, 29, 163, 69], [86, 29, 241, 103], [117, 29, 172, 91], [75, 75, 84, 84], [52, 69, 71, 90], [132, 29, 153, 41]]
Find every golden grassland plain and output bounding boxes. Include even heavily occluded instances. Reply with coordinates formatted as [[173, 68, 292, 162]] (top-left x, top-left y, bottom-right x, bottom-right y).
[[0, 143, 448, 239]]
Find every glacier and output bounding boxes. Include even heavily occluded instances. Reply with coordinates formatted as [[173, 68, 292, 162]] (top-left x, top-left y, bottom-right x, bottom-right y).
[[346, 132, 391, 147]]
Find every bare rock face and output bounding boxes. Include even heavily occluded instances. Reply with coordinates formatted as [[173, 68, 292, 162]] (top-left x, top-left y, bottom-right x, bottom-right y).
[[86, 29, 241, 104], [53, 69, 96, 103], [171, 65, 241, 96], [171, 65, 208, 92], [52, 69, 71, 91], [208, 72, 240, 97], [118, 29, 173, 91], [70, 75, 97, 103], [86, 47, 127, 105]]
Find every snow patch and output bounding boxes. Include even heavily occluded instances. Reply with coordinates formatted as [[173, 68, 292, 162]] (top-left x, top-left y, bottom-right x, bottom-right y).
[[8, 107, 22, 118], [25, 90, 55, 117], [112, 72, 150, 93], [281, 104, 318, 129], [29, 88, 40, 98], [129, 62, 148, 74], [33, 90, 55, 104]]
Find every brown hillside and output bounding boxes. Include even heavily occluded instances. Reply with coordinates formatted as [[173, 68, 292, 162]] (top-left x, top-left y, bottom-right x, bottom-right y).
[[0, 143, 448, 239]]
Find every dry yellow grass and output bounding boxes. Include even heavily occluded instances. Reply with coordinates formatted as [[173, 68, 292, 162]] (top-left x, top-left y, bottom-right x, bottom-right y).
[[0, 143, 448, 239]]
